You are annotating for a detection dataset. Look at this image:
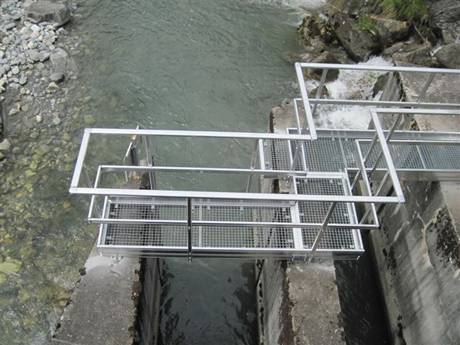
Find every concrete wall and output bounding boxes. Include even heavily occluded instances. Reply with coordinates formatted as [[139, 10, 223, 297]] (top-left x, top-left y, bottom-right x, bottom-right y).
[[369, 72, 460, 345], [257, 101, 345, 345], [258, 259, 345, 345], [53, 248, 139, 345]]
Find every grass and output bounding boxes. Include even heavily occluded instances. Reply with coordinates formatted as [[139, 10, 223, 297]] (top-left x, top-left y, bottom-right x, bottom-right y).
[[357, 16, 378, 35], [380, 0, 428, 22]]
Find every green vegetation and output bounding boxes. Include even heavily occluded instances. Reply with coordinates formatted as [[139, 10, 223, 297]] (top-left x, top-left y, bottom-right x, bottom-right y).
[[357, 16, 378, 35], [380, 0, 428, 22]]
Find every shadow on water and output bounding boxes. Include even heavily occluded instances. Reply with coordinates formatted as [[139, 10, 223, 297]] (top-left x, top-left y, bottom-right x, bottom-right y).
[[158, 258, 258, 345], [334, 231, 391, 345]]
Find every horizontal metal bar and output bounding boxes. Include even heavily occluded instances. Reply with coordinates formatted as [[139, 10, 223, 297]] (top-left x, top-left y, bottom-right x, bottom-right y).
[[86, 128, 312, 141], [89, 217, 379, 229], [96, 244, 363, 254], [303, 98, 460, 110], [297, 63, 460, 75], [375, 108, 460, 115], [98, 165, 317, 177], [70, 186, 401, 203]]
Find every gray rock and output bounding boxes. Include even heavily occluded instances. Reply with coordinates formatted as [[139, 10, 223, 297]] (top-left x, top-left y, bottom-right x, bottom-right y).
[[28, 49, 41, 62], [19, 76, 28, 85], [393, 43, 436, 67], [0, 139, 11, 151], [24, 0, 71, 27], [435, 43, 460, 69], [52, 117, 61, 125], [430, 0, 460, 44], [332, 13, 380, 61], [370, 16, 410, 46], [83, 115, 96, 126], [11, 66, 19, 75], [50, 48, 77, 77], [50, 72, 65, 82]]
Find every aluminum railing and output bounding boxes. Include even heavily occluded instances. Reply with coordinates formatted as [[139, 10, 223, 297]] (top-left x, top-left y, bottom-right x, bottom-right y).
[[69, 63, 460, 259]]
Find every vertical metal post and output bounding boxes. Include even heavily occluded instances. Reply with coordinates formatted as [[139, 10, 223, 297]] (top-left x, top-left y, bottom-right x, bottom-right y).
[[417, 73, 435, 103], [295, 63, 317, 140], [187, 198, 192, 262], [309, 202, 337, 262], [246, 141, 259, 193]]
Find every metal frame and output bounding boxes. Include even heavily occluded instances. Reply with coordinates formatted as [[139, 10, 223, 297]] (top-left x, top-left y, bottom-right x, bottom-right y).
[[294, 62, 460, 139], [69, 62, 460, 259]]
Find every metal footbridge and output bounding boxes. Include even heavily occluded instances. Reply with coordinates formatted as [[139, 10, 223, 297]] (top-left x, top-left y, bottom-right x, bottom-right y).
[[70, 63, 460, 259]]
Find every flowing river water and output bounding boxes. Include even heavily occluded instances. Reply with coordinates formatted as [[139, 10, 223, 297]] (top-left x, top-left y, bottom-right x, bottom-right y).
[[0, 0, 392, 344], [75, 1, 308, 344]]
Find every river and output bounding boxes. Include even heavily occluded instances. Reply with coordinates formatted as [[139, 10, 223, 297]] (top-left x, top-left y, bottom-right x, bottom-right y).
[[75, 1, 307, 344]]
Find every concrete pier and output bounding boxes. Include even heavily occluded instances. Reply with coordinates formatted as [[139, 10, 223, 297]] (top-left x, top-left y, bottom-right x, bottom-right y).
[[53, 247, 140, 345], [257, 102, 345, 345]]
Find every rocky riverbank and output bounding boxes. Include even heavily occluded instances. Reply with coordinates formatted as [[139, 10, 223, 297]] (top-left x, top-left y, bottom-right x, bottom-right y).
[[295, 0, 460, 70], [0, 1, 97, 344]]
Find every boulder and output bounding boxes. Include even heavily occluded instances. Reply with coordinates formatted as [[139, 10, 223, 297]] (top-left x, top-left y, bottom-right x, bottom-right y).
[[332, 13, 380, 61], [24, 0, 71, 27], [392, 43, 436, 67], [429, 0, 460, 43], [435, 43, 460, 69], [50, 48, 78, 77], [0, 139, 11, 151], [370, 16, 410, 46], [299, 51, 343, 82]]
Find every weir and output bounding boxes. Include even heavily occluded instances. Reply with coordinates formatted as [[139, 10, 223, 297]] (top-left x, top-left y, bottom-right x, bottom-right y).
[[70, 63, 460, 261]]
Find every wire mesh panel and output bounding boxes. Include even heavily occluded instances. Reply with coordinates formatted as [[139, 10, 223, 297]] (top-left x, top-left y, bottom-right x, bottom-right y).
[[295, 177, 362, 251]]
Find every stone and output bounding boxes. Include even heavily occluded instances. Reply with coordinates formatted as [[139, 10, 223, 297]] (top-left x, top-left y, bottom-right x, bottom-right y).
[[0, 259, 21, 274], [47, 82, 59, 93], [24, 0, 71, 27], [30, 131, 39, 139], [393, 43, 436, 67], [50, 48, 77, 76], [430, 0, 460, 44], [435, 43, 460, 69], [11, 66, 19, 75], [50, 72, 65, 82], [83, 115, 96, 126], [30, 24, 41, 33], [36, 143, 51, 156], [0, 139, 11, 151], [36, 115, 43, 123], [52, 117, 61, 126], [19, 76, 27, 85], [8, 105, 20, 116], [332, 13, 380, 61], [370, 16, 410, 46]]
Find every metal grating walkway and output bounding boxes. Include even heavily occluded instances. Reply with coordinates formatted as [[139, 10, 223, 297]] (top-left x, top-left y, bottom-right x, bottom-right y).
[[69, 63, 460, 260]]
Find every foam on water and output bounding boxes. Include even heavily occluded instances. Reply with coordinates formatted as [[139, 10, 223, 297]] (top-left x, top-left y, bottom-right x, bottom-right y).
[[314, 56, 393, 129]]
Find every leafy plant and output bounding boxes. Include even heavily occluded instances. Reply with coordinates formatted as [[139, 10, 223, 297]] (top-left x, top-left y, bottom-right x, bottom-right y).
[[357, 16, 378, 35], [380, 0, 428, 22]]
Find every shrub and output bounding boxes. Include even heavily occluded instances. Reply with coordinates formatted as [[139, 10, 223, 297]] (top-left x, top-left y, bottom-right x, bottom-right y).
[[380, 0, 428, 22]]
